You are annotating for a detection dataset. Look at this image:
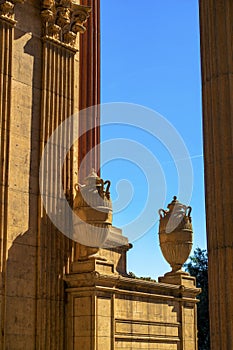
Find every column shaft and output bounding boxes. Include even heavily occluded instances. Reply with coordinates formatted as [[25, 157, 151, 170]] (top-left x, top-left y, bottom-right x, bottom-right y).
[[37, 41, 75, 350], [78, 0, 100, 179], [199, 1, 233, 348], [0, 18, 14, 349]]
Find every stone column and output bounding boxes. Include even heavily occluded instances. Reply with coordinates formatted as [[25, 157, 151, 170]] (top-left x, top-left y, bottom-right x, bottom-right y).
[[36, 2, 91, 348], [78, 0, 100, 179], [0, 1, 24, 347], [199, 1, 233, 348]]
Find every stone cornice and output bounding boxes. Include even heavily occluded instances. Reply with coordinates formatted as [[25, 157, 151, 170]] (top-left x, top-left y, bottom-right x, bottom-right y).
[[64, 271, 201, 300], [41, 0, 91, 50], [0, 0, 24, 24]]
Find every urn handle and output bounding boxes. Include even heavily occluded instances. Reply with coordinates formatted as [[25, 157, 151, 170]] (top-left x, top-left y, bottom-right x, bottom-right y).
[[96, 178, 104, 197], [74, 183, 86, 193], [74, 183, 80, 193], [186, 206, 192, 217], [159, 209, 167, 218], [104, 180, 111, 199]]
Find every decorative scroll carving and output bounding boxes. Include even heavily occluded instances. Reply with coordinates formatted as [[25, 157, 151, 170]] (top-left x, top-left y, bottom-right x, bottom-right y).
[[0, 0, 24, 23], [41, 0, 91, 49]]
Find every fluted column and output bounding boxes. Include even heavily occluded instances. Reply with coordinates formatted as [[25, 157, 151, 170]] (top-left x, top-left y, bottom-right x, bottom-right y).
[[36, 2, 91, 348], [199, 1, 233, 349], [78, 0, 100, 179], [0, 1, 24, 347]]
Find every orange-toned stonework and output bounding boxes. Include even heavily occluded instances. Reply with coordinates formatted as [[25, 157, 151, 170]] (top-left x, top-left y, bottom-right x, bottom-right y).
[[0, 1, 200, 349]]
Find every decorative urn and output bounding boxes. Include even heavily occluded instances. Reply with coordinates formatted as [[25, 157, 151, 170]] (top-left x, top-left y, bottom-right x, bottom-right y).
[[158, 196, 193, 274], [73, 169, 112, 248]]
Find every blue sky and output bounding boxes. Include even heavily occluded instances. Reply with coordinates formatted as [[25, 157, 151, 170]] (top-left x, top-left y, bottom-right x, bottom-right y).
[[100, 0, 205, 279]]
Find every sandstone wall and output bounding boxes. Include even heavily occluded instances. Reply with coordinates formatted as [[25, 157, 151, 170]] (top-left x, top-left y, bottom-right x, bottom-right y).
[[0, 1, 83, 348], [65, 268, 199, 350]]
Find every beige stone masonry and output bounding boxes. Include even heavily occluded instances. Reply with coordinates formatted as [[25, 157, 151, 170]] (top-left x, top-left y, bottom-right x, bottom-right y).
[[0, 0, 89, 348], [0, 1, 201, 349], [0, 3, 21, 346], [65, 227, 200, 350], [65, 268, 200, 350]]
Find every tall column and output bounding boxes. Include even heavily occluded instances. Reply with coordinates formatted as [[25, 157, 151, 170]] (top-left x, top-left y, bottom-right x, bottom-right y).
[[78, 0, 100, 179], [37, 2, 91, 348], [0, 1, 24, 348], [199, 1, 233, 348]]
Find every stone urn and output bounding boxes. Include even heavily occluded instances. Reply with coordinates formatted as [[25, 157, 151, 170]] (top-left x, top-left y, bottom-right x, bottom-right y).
[[73, 169, 112, 253], [158, 196, 193, 274]]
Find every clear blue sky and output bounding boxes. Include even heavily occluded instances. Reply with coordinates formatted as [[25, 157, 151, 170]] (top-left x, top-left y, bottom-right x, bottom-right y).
[[100, 0, 205, 279]]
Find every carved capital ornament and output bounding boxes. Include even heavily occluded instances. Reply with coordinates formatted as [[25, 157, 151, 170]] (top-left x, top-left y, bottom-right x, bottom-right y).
[[0, 0, 24, 23], [41, 0, 91, 50]]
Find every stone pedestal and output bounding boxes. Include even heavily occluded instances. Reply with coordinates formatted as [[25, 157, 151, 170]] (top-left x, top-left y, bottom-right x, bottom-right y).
[[65, 228, 200, 350], [159, 272, 196, 289], [199, 1, 233, 348]]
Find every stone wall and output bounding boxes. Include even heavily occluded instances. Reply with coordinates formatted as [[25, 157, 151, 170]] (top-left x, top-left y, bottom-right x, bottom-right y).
[[66, 254, 199, 350], [0, 0, 95, 348], [0, 1, 199, 349]]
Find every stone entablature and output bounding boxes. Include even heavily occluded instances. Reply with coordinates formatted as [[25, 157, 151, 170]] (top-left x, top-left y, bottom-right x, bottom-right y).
[[41, 0, 91, 50]]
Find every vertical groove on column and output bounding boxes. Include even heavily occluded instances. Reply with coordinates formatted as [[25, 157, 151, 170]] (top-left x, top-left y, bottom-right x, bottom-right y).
[[0, 20, 13, 349], [70, 52, 74, 198], [51, 44, 56, 346], [53, 44, 59, 350]]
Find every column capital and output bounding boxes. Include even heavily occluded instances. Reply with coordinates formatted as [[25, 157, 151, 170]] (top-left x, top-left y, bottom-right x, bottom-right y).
[[0, 0, 24, 24], [41, 0, 91, 50]]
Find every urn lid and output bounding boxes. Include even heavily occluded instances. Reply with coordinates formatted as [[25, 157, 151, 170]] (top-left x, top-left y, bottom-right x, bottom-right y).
[[84, 169, 102, 187], [167, 196, 186, 212]]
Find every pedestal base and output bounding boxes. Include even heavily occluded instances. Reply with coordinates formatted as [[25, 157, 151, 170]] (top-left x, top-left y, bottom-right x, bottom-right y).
[[71, 256, 115, 275], [159, 271, 196, 288]]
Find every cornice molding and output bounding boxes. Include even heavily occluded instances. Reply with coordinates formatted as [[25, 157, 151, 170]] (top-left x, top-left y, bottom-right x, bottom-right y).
[[41, 0, 91, 50], [0, 0, 24, 24], [64, 271, 201, 300]]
